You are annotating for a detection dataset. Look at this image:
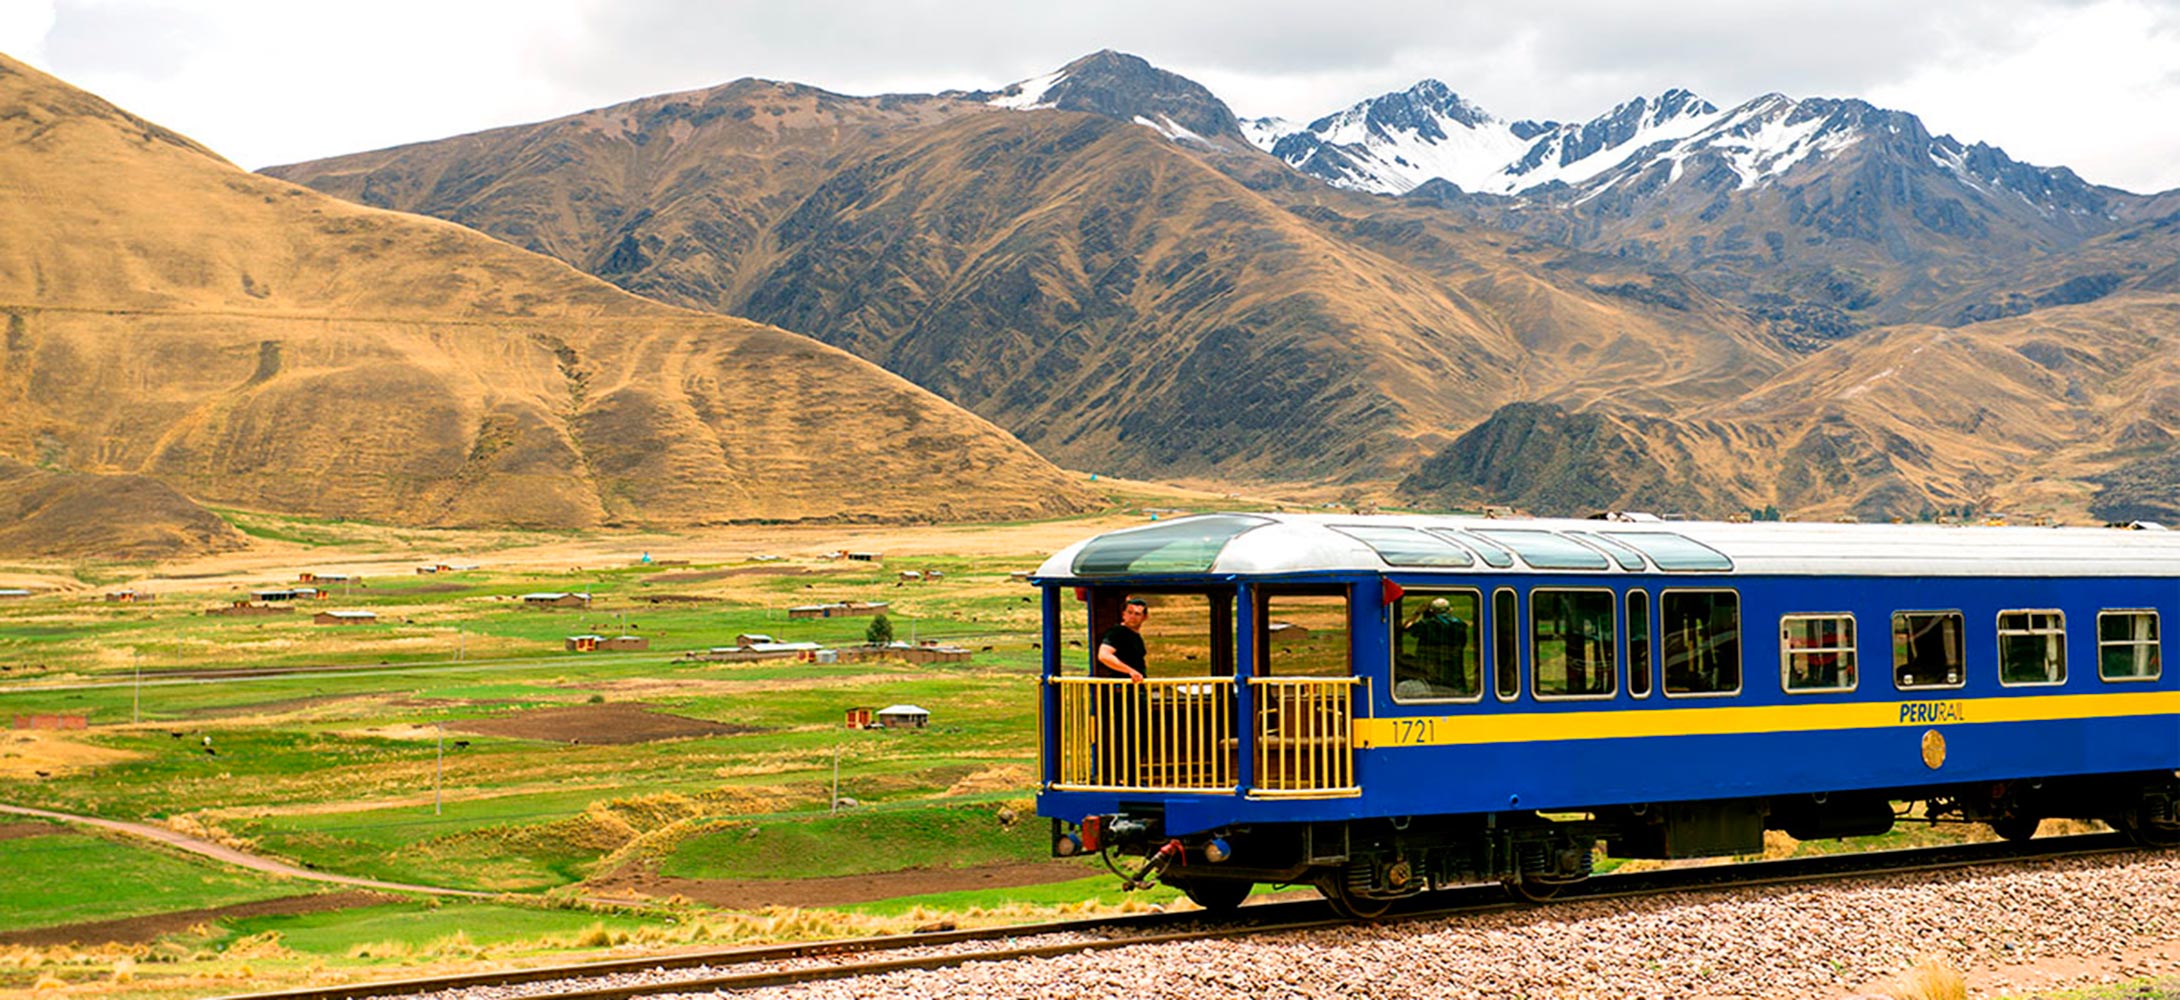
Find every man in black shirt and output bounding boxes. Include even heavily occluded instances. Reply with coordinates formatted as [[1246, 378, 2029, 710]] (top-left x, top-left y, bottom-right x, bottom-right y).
[[1091, 597, 1148, 785], [1095, 598, 1149, 681]]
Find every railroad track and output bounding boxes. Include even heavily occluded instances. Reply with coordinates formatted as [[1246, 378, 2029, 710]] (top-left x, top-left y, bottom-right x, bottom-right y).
[[215, 832, 2140, 1000]]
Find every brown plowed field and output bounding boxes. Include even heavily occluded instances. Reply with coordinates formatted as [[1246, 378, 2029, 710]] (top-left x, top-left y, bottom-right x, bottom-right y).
[[447, 703, 761, 745]]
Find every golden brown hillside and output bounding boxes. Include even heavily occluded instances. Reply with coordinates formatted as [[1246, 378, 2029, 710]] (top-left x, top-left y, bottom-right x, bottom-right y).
[[1402, 294, 2180, 522], [0, 459, 246, 560], [0, 54, 1091, 533], [275, 90, 1788, 481]]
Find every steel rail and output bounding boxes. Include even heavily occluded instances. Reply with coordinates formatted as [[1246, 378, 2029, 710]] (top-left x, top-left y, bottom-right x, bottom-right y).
[[210, 832, 2142, 1000]]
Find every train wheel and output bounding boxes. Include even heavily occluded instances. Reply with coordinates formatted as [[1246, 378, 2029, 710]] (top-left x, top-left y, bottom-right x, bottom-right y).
[[2109, 807, 2180, 848], [1316, 877, 1395, 920], [1171, 878, 1252, 913], [1504, 874, 1564, 903], [1988, 814, 2040, 843]]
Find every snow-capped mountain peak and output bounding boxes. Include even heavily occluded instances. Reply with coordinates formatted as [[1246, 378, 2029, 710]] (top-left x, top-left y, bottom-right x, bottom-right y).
[[984, 51, 1246, 146], [1242, 80, 1531, 194], [1248, 83, 1726, 196]]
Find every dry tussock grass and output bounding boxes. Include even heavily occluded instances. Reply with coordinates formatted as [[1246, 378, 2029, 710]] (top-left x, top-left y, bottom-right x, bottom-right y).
[[1880, 954, 1968, 1000], [160, 813, 256, 852], [943, 765, 1035, 797]]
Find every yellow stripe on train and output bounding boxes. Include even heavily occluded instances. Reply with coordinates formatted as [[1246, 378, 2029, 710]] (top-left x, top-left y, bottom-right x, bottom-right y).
[[1352, 690, 2180, 749]]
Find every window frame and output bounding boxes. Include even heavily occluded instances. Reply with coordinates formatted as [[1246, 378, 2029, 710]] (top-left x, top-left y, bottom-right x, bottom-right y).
[[2097, 609, 2163, 683], [1254, 585, 1353, 679], [1493, 586, 1521, 702], [1994, 608, 2068, 688], [1626, 589, 1653, 699], [1780, 612, 1858, 694], [1472, 529, 1613, 571], [1528, 586, 1619, 702], [1389, 586, 1487, 705], [1892, 609, 1968, 691], [1657, 587, 1744, 699]]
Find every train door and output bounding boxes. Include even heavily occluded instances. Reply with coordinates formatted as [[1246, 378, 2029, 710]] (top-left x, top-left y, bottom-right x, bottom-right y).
[[1251, 584, 1361, 795]]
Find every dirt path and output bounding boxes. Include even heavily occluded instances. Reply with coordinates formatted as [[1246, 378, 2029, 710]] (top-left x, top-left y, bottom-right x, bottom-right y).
[[0, 803, 496, 899], [0, 890, 395, 947]]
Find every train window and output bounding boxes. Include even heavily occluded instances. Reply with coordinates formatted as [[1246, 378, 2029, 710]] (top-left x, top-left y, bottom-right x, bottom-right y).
[[1476, 530, 1612, 571], [1330, 526, 1474, 567], [2098, 610, 2161, 681], [1661, 590, 1741, 696], [1567, 531, 1648, 570], [1531, 588, 1616, 699], [1072, 514, 1270, 576], [1259, 590, 1350, 678], [1893, 611, 1965, 689], [1392, 589, 1484, 702], [1435, 529, 1517, 568], [1598, 532, 1734, 572], [1997, 610, 2067, 686], [1781, 614, 1857, 693], [1627, 590, 1652, 697], [1494, 587, 1520, 700]]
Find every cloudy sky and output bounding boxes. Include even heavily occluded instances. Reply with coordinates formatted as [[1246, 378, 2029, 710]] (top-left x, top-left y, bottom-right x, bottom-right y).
[[5, 0, 2180, 192]]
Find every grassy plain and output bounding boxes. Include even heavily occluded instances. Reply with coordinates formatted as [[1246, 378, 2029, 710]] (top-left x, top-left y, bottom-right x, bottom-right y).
[[0, 488, 1240, 997]]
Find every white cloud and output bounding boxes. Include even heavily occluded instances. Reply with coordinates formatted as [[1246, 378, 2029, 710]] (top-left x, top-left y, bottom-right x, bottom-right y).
[[1868, 0, 2180, 192], [0, 0, 56, 65], [1, 0, 2176, 191]]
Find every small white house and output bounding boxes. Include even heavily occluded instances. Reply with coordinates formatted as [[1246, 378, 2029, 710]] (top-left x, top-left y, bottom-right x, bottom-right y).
[[875, 704, 930, 729]]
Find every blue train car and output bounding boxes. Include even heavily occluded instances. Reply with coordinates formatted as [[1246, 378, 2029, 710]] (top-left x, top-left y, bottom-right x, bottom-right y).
[[1032, 513, 2180, 916]]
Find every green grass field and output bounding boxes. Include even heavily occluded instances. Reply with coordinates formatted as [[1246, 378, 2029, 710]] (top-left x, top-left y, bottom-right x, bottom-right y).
[[0, 832, 312, 933], [0, 503, 1231, 997]]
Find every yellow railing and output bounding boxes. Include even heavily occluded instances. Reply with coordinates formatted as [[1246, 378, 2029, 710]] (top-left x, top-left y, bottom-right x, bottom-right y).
[[1051, 677, 1237, 793], [1249, 677, 1360, 797]]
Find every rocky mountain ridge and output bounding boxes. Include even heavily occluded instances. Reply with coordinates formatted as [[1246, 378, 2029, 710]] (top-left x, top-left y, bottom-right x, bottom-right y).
[[261, 50, 2180, 523]]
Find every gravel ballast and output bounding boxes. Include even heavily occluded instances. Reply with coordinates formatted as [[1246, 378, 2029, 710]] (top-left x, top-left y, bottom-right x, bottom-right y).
[[695, 851, 2180, 1000]]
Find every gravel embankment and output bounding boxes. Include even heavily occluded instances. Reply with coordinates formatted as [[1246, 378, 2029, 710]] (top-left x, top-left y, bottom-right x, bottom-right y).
[[690, 852, 2180, 1000]]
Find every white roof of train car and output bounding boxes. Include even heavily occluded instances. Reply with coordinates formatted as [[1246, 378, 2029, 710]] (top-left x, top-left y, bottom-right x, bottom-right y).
[[1035, 513, 2180, 579]]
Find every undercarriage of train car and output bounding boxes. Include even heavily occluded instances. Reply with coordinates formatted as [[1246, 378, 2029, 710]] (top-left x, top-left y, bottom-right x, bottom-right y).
[[1058, 769, 2180, 918]]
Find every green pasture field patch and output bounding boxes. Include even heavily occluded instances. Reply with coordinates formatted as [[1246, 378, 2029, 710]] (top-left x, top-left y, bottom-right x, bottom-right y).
[[208, 899, 656, 957], [0, 548, 1044, 681], [834, 874, 1180, 917], [0, 832, 309, 933], [659, 801, 1048, 880]]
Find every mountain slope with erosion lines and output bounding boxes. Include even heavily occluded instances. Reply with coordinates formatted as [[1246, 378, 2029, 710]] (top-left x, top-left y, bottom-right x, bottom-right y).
[[0, 53, 1089, 533]]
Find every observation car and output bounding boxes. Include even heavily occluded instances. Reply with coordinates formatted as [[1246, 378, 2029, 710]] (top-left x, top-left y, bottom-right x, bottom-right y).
[[1030, 512, 2180, 916]]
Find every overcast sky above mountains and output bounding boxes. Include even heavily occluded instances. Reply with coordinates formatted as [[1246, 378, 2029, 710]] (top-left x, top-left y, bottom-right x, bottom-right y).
[[5, 0, 2179, 192]]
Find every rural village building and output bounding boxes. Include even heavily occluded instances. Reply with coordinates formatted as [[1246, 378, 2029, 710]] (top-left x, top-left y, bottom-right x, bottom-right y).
[[12, 714, 86, 731], [103, 590, 153, 603], [567, 634, 649, 652], [683, 640, 824, 663], [313, 610, 377, 625], [208, 600, 293, 617], [0, 589, 31, 599], [878, 641, 972, 664], [251, 587, 322, 602], [522, 592, 592, 608], [787, 600, 887, 620], [875, 705, 930, 729]]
